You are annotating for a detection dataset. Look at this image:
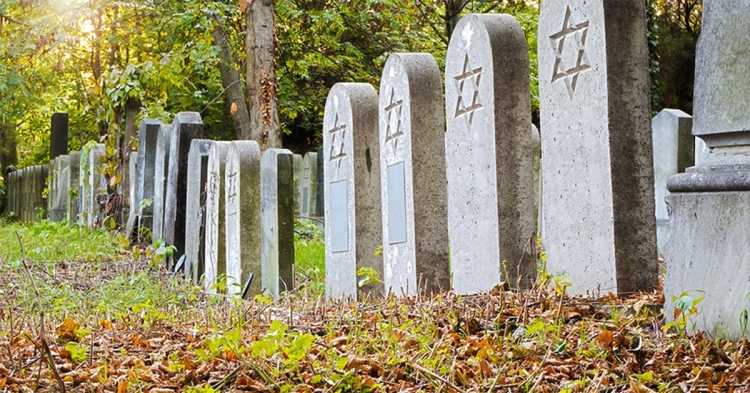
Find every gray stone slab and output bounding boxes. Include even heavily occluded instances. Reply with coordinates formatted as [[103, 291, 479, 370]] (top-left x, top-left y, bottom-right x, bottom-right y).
[[315, 146, 325, 218], [300, 152, 318, 218], [88, 144, 107, 227], [50, 155, 70, 222], [31, 165, 47, 221], [323, 83, 383, 298], [67, 151, 81, 222], [204, 142, 230, 293], [695, 137, 710, 166], [293, 153, 302, 215], [445, 14, 536, 293], [651, 109, 693, 255], [185, 140, 215, 284], [152, 124, 172, 241], [533, 125, 543, 241], [164, 112, 204, 259], [539, 0, 658, 296], [136, 119, 162, 233], [261, 148, 295, 298], [125, 152, 139, 237], [379, 53, 449, 296], [225, 141, 261, 298], [78, 146, 91, 226]]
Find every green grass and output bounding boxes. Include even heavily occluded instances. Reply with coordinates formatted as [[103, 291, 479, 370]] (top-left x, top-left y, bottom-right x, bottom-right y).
[[294, 219, 326, 295]]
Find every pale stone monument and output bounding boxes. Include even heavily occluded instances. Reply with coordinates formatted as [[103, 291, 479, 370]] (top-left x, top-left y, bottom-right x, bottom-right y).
[[78, 146, 91, 226], [445, 14, 536, 293], [225, 141, 261, 298], [532, 125, 543, 241], [88, 144, 106, 227], [50, 156, 71, 222], [299, 152, 318, 219], [538, 0, 658, 295], [185, 140, 214, 284], [204, 142, 230, 293], [164, 112, 203, 260], [125, 152, 139, 237], [695, 137, 710, 165], [136, 119, 162, 234], [323, 83, 383, 298], [664, 0, 750, 338], [379, 53, 449, 296], [293, 153, 302, 215], [261, 148, 295, 298], [152, 123, 171, 241], [651, 109, 693, 255], [67, 151, 81, 222]]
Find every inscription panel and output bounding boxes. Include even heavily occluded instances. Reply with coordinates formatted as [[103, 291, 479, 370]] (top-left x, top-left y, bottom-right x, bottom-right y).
[[387, 162, 407, 245], [329, 180, 349, 253]]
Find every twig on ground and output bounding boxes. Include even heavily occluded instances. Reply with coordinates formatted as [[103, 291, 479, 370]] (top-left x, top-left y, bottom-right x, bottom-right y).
[[410, 360, 466, 393]]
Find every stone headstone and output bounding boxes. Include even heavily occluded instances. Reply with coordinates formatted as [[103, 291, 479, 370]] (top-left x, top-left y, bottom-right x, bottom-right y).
[[32, 165, 47, 221], [152, 123, 172, 242], [651, 109, 693, 255], [125, 152, 139, 237], [446, 14, 536, 293], [225, 141, 262, 298], [299, 152, 318, 219], [136, 119, 162, 234], [50, 155, 70, 222], [204, 142, 230, 293], [79, 146, 91, 226], [67, 151, 81, 222], [315, 146, 325, 218], [539, 0, 658, 295], [379, 53, 449, 296], [532, 125, 543, 240], [185, 140, 214, 284], [50, 113, 68, 160], [88, 144, 107, 227], [261, 148, 295, 298], [163, 112, 204, 258], [664, 0, 750, 339], [324, 83, 383, 298], [293, 153, 303, 215]]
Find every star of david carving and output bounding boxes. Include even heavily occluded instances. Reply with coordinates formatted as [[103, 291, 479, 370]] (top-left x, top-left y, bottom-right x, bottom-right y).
[[327, 113, 347, 168], [454, 54, 483, 128], [384, 87, 404, 149], [549, 6, 591, 99]]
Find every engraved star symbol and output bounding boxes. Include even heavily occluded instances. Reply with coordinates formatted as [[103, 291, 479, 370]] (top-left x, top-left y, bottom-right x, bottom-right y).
[[549, 6, 591, 99], [327, 113, 347, 168], [454, 53, 483, 128], [384, 87, 404, 149]]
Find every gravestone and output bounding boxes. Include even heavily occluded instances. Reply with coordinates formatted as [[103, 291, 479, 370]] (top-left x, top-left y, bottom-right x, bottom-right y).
[[125, 152, 139, 237], [47, 158, 55, 217], [379, 53, 449, 296], [293, 153, 302, 215], [664, 0, 750, 339], [88, 144, 106, 227], [299, 152, 318, 219], [79, 146, 91, 226], [164, 112, 204, 259], [445, 14, 536, 293], [136, 119, 162, 234], [261, 148, 295, 298], [225, 141, 262, 298], [651, 109, 693, 255], [152, 123, 172, 242], [67, 151, 81, 222], [185, 140, 215, 284], [539, 0, 657, 295], [204, 142, 230, 293], [50, 113, 68, 160], [324, 83, 383, 298], [532, 125, 543, 240], [32, 165, 47, 221], [315, 146, 325, 219], [50, 155, 70, 222]]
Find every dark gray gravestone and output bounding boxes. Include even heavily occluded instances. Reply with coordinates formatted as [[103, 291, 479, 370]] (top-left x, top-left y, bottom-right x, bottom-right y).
[[50, 113, 68, 160], [136, 119, 163, 234], [67, 151, 81, 222]]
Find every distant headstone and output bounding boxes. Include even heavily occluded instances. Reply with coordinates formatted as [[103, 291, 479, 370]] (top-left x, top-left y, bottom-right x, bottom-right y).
[[225, 141, 262, 298], [539, 0, 658, 295], [136, 119, 162, 234], [79, 147, 91, 226], [664, 0, 750, 339], [651, 109, 693, 255], [204, 142, 230, 293], [50, 113, 68, 160], [315, 146, 325, 218], [261, 148, 295, 298], [445, 14, 536, 293], [88, 144, 107, 227], [185, 140, 215, 284], [125, 152, 139, 238], [32, 165, 47, 221], [379, 53, 449, 296], [299, 152, 318, 218], [152, 123, 172, 242], [532, 125, 543, 240], [67, 151, 81, 222], [50, 155, 70, 222], [293, 153, 303, 215], [324, 83, 383, 298], [163, 112, 204, 259]]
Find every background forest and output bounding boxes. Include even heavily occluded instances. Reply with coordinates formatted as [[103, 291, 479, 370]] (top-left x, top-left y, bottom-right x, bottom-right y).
[[0, 0, 701, 180]]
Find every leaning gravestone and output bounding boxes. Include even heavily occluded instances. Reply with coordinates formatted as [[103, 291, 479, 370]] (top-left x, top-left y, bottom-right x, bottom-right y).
[[539, 0, 658, 295], [299, 152, 318, 219], [261, 148, 295, 298], [185, 140, 215, 284], [324, 83, 383, 298], [225, 141, 262, 298], [379, 53, 449, 296], [204, 142, 230, 293], [164, 113, 204, 260], [651, 109, 693, 255], [445, 14, 536, 293], [664, 0, 750, 339], [136, 119, 162, 234], [152, 123, 172, 241], [67, 151, 81, 222]]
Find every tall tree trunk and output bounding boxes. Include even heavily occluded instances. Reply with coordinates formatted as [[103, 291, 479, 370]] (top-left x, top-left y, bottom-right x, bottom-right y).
[[115, 97, 140, 225], [213, 24, 252, 140], [0, 122, 18, 172], [246, 0, 280, 149]]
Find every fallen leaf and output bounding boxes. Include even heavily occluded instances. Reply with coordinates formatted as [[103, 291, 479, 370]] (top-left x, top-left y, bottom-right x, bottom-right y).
[[595, 330, 614, 349], [57, 317, 80, 341]]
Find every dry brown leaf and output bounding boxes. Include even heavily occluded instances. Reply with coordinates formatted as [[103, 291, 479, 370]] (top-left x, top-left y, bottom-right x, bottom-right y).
[[116, 379, 128, 393], [595, 330, 614, 349]]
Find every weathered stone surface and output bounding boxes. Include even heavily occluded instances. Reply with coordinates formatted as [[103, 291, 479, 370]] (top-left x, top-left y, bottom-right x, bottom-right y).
[[136, 119, 162, 233], [30, 165, 47, 222], [88, 144, 106, 227], [125, 152, 139, 237], [532, 125, 543, 240], [185, 140, 214, 284], [261, 148, 295, 298], [204, 142, 230, 293], [50, 113, 68, 160], [225, 141, 261, 298], [538, 0, 658, 295], [651, 109, 692, 254], [299, 152, 318, 219], [164, 113, 204, 259], [293, 154, 302, 215], [324, 83, 383, 298], [152, 124, 172, 241], [50, 155, 70, 222], [446, 14, 536, 293], [79, 147, 91, 226], [695, 137, 710, 165], [315, 146, 325, 218], [67, 151, 81, 222], [379, 53, 449, 296]]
